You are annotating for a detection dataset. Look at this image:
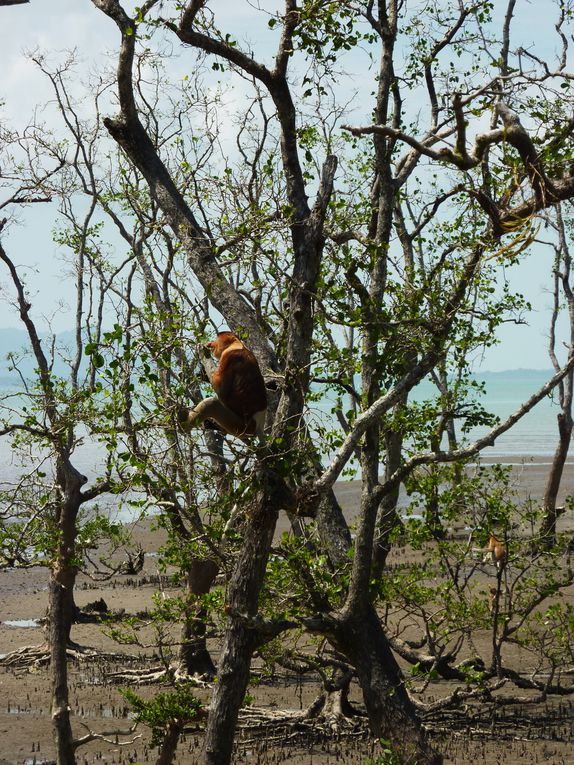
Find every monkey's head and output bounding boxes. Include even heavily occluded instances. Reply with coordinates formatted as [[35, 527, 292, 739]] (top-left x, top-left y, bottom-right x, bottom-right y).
[[206, 331, 242, 359]]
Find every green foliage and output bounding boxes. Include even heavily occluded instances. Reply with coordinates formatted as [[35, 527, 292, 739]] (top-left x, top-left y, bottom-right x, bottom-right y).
[[289, 2, 376, 66], [372, 455, 574, 685], [4, 4, 574, 759], [120, 685, 204, 746], [263, 530, 351, 619], [365, 738, 403, 765]]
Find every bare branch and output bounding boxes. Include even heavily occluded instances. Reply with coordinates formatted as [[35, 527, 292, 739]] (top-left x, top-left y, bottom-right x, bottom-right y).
[[342, 121, 505, 171], [73, 722, 140, 750], [373, 352, 574, 504], [91, 0, 275, 369], [168, 11, 273, 88]]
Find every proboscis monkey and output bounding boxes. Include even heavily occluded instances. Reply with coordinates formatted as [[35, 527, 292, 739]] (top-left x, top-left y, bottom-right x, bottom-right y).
[[180, 331, 267, 442], [483, 533, 507, 571]]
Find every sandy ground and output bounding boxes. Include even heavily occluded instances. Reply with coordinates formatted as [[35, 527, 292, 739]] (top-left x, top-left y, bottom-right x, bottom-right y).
[[1, 458, 574, 765]]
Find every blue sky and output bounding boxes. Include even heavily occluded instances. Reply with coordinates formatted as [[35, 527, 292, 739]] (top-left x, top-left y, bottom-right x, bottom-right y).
[[0, 0, 567, 372]]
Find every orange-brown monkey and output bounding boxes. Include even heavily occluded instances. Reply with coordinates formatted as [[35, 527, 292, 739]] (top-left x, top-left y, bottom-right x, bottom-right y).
[[483, 533, 507, 571], [207, 332, 267, 436], [180, 332, 267, 441]]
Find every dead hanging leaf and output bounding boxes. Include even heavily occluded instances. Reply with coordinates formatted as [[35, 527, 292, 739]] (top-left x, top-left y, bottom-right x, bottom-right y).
[[482, 214, 541, 263]]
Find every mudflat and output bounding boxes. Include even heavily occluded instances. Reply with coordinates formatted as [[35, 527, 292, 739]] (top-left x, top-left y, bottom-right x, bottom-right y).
[[1, 458, 573, 765]]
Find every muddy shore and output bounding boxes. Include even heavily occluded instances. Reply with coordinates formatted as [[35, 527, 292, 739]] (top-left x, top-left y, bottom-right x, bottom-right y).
[[1, 457, 574, 765]]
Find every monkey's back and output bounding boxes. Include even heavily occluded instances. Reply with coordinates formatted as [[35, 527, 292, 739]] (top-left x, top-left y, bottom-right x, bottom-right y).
[[211, 347, 267, 418]]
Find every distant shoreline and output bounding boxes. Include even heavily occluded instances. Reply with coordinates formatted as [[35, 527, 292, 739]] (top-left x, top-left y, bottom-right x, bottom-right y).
[[333, 455, 573, 511], [475, 454, 574, 464]]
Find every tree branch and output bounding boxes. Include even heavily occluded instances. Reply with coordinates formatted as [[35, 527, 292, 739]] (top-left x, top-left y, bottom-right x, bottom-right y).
[[73, 722, 140, 750], [91, 0, 275, 370], [345, 97, 574, 237], [372, 352, 574, 504], [342, 121, 505, 171], [169, 12, 273, 89]]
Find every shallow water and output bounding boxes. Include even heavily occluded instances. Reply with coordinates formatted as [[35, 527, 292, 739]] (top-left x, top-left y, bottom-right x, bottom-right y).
[[0, 370, 568, 524], [2, 619, 40, 628]]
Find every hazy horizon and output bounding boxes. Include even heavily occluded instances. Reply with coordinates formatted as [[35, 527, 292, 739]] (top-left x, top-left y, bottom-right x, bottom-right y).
[[0, 325, 558, 378]]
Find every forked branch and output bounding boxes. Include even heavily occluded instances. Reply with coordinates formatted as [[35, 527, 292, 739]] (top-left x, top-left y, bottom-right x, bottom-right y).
[[344, 99, 572, 236]]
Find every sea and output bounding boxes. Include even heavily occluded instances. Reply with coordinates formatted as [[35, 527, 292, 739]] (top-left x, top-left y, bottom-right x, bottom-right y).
[[308, 369, 567, 463], [413, 369, 564, 461], [0, 369, 568, 520]]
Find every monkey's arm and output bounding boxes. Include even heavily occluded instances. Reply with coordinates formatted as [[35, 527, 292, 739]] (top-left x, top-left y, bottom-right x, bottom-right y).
[[210, 356, 236, 402]]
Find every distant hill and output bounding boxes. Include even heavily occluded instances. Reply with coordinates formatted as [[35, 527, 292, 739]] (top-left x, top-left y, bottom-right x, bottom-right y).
[[474, 368, 554, 379]]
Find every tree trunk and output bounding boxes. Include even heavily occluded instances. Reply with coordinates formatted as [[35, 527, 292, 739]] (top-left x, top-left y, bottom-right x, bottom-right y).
[[425, 432, 446, 541], [200, 469, 280, 765], [202, 620, 260, 765], [155, 723, 182, 765], [49, 571, 76, 765], [315, 490, 352, 567], [540, 410, 572, 545], [373, 425, 406, 577], [48, 461, 85, 765], [333, 606, 442, 765], [543, 207, 574, 546], [177, 559, 219, 678], [304, 667, 356, 723]]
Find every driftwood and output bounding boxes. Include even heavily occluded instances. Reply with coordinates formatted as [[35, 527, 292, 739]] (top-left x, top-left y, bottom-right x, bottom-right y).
[[0, 642, 140, 668]]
